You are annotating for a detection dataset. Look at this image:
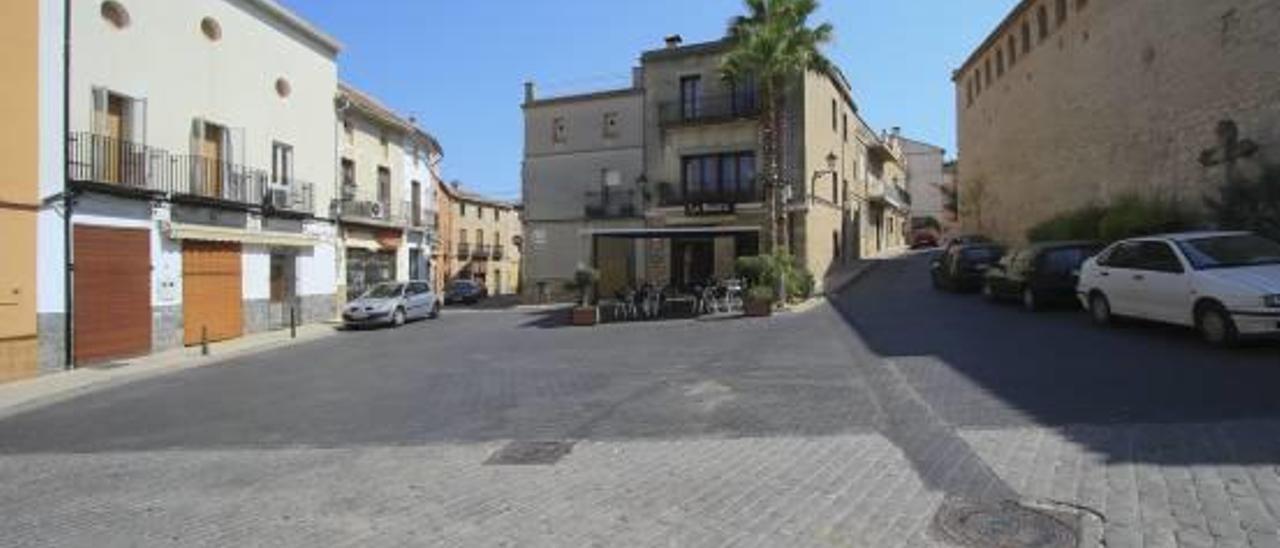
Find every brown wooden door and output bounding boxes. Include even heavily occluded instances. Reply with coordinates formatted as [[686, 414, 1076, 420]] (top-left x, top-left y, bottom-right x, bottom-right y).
[[201, 123, 224, 197], [105, 95, 125, 183], [73, 226, 151, 365], [183, 241, 243, 345]]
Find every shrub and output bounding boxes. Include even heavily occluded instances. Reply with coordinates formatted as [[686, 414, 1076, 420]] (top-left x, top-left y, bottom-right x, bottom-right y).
[[746, 285, 775, 303], [1027, 205, 1106, 242], [563, 267, 599, 306], [1026, 195, 1199, 243], [734, 256, 772, 287], [735, 252, 813, 301]]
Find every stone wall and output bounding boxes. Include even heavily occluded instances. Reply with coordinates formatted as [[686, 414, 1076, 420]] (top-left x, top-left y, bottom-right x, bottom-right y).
[[955, 0, 1280, 243], [37, 313, 65, 374]]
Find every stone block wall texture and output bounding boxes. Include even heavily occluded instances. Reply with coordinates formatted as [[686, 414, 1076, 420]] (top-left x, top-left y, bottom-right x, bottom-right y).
[[299, 294, 335, 325], [956, 0, 1280, 243], [242, 299, 270, 335]]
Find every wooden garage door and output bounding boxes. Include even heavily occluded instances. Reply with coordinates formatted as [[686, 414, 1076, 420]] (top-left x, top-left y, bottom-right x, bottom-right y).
[[183, 241, 243, 346], [73, 226, 151, 366]]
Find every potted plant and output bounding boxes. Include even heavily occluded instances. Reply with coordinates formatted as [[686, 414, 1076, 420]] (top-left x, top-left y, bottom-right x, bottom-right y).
[[743, 285, 775, 317], [565, 267, 600, 326]]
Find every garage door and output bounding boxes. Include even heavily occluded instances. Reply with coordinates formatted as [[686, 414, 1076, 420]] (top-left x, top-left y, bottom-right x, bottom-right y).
[[183, 241, 243, 346], [73, 226, 151, 365]]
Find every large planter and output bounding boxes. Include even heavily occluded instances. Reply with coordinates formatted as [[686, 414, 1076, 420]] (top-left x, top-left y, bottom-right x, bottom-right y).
[[570, 306, 599, 326], [743, 298, 773, 317]]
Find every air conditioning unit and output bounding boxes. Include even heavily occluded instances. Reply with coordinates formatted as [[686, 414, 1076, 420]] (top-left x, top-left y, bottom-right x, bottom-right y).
[[265, 186, 291, 209]]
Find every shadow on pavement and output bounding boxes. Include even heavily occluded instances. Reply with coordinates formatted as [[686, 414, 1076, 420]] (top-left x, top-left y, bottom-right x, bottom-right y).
[[828, 252, 1280, 466]]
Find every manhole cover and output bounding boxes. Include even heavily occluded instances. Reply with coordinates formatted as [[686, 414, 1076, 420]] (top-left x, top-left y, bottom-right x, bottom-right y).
[[484, 440, 575, 465], [933, 499, 1077, 548]]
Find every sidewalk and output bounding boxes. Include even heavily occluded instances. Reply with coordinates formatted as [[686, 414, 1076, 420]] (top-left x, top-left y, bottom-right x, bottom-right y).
[[0, 323, 339, 419]]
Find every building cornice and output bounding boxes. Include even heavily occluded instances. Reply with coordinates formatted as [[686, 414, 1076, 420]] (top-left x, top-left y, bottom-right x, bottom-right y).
[[235, 0, 342, 57], [952, 0, 1037, 81], [524, 87, 643, 109]]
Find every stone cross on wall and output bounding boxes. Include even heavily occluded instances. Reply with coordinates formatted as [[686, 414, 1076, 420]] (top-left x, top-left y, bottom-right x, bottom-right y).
[[1199, 119, 1259, 185]]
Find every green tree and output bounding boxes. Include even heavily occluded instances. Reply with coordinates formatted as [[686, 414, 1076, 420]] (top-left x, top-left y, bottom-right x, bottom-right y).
[[722, 0, 834, 258]]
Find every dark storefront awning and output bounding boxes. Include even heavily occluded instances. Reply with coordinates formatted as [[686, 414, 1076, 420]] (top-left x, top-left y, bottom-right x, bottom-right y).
[[582, 226, 761, 240]]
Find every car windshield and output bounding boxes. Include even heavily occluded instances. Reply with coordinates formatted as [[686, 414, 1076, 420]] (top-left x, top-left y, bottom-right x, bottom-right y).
[[962, 247, 1001, 261], [1042, 247, 1096, 274], [362, 283, 404, 299], [1177, 234, 1280, 269], [449, 281, 474, 291]]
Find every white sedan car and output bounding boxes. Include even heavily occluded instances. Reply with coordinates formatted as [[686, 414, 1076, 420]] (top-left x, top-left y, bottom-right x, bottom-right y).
[[1077, 231, 1280, 345]]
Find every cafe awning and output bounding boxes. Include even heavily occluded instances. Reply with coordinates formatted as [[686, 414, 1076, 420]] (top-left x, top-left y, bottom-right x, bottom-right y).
[[581, 226, 762, 240], [165, 222, 318, 248]]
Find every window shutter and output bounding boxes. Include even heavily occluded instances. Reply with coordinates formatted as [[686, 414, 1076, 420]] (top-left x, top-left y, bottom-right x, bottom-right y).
[[91, 87, 108, 135]]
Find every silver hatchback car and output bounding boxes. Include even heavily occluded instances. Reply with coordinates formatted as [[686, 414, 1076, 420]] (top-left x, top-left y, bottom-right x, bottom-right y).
[[343, 281, 440, 328]]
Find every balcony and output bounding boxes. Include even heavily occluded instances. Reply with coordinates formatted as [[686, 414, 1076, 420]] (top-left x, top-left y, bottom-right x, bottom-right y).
[[492, 245, 505, 260], [868, 178, 910, 211], [658, 181, 764, 216], [335, 198, 406, 228], [584, 189, 638, 219], [457, 242, 471, 257], [472, 244, 493, 259], [67, 132, 314, 214], [658, 93, 760, 127]]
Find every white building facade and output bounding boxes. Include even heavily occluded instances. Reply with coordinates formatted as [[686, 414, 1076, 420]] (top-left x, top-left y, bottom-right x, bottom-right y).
[[56, 0, 341, 366], [403, 128, 443, 284]]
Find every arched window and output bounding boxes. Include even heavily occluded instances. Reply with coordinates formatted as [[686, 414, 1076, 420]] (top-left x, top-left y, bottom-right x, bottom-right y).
[[101, 1, 130, 29]]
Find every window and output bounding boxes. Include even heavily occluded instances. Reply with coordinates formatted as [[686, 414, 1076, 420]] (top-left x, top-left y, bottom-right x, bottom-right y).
[[1038, 5, 1049, 41], [459, 229, 468, 244], [1022, 21, 1032, 53], [552, 117, 567, 143], [275, 78, 291, 99], [997, 48, 1005, 77], [411, 181, 422, 226], [377, 166, 391, 207], [842, 113, 848, 142], [100, 1, 130, 29], [459, 202, 466, 216], [602, 168, 621, 187], [1008, 35, 1018, 66], [833, 232, 840, 259], [831, 99, 838, 132], [200, 17, 221, 41], [476, 205, 484, 219], [477, 230, 485, 247], [1134, 242, 1184, 273], [493, 209, 500, 222], [729, 77, 757, 115], [1056, 0, 1068, 26], [681, 152, 756, 199], [975, 68, 982, 93], [271, 142, 293, 185], [984, 58, 993, 86], [343, 120, 353, 144], [341, 158, 355, 188], [680, 76, 702, 119], [1098, 242, 1139, 268], [603, 112, 620, 139], [379, 133, 389, 159]]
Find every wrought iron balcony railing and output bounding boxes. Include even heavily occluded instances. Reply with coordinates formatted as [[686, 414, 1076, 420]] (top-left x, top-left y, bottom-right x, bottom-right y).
[[457, 242, 471, 257], [658, 93, 761, 127], [584, 189, 638, 219], [67, 132, 314, 214], [657, 180, 764, 215]]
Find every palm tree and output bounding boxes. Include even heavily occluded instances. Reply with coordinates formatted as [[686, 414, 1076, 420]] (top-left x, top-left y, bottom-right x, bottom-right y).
[[722, 0, 834, 258]]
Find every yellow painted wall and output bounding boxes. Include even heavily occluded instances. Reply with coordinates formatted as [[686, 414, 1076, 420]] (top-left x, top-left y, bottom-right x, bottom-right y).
[[0, 0, 41, 382]]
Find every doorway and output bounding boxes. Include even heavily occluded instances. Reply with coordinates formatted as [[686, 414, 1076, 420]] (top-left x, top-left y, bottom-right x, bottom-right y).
[[671, 238, 714, 290], [269, 251, 297, 330]]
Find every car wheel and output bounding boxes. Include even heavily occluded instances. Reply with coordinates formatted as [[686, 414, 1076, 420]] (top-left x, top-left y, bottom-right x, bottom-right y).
[[1089, 292, 1112, 326], [392, 307, 406, 328], [429, 301, 440, 319], [1022, 288, 1039, 312], [1196, 303, 1238, 347]]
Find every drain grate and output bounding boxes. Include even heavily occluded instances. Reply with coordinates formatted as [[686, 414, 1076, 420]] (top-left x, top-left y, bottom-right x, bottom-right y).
[[933, 499, 1078, 548], [484, 440, 575, 465]]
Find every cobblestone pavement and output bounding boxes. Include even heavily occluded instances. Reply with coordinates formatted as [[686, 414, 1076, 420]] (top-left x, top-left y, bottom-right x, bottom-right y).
[[1, 253, 1279, 546]]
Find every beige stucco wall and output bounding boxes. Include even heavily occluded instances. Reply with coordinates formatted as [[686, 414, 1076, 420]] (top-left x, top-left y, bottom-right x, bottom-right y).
[[0, 0, 42, 382], [956, 0, 1280, 243], [451, 198, 523, 295], [70, 0, 339, 217]]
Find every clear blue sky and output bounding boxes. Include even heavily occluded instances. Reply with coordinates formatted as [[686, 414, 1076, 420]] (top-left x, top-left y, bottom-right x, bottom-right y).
[[280, 0, 1018, 200]]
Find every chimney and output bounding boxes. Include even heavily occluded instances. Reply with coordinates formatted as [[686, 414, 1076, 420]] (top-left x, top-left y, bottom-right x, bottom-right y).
[[523, 81, 536, 104], [892, 126, 901, 137], [631, 66, 644, 89], [664, 34, 683, 49]]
